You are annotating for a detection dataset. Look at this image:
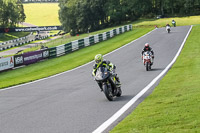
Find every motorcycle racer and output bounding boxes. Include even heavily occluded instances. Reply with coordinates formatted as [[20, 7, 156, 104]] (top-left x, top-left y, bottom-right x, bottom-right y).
[[166, 23, 171, 27], [172, 20, 176, 27], [92, 54, 120, 89], [142, 43, 154, 65]]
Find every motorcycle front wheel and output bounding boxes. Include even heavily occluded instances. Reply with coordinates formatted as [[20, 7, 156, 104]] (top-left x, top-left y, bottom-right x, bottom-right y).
[[146, 62, 149, 71], [103, 84, 113, 101]]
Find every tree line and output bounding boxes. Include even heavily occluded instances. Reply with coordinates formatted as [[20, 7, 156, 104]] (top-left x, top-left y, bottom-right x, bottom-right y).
[[59, 0, 200, 35], [0, 0, 200, 34], [0, 0, 25, 28]]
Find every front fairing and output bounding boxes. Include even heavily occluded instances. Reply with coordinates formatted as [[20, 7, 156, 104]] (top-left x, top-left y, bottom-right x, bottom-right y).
[[95, 67, 110, 82], [166, 26, 170, 30], [143, 51, 152, 64]]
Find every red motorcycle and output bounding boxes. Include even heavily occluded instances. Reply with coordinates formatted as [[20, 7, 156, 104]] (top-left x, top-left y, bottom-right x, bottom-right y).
[[142, 51, 153, 71]]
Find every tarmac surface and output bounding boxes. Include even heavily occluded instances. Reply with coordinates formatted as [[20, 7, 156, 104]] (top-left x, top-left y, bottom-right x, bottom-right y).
[[0, 26, 191, 133]]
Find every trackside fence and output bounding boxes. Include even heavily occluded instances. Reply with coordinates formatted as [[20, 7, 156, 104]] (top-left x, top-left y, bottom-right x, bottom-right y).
[[0, 25, 132, 72]]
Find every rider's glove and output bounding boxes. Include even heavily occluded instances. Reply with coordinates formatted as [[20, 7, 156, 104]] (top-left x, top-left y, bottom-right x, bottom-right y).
[[92, 71, 95, 77]]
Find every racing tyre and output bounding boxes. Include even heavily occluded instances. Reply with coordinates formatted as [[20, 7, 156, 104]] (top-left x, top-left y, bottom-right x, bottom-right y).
[[103, 84, 113, 101]]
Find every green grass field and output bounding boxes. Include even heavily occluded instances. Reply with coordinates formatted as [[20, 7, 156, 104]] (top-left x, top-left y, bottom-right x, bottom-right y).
[[23, 3, 60, 26], [0, 28, 152, 89], [133, 16, 200, 28], [110, 25, 200, 133], [0, 32, 30, 43]]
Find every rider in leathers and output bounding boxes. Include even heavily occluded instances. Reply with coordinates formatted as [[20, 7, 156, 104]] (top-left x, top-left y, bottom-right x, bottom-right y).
[[92, 54, 120, 90]]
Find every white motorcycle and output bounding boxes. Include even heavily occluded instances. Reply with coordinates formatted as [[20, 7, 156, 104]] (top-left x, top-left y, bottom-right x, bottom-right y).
[[142, 51, 153, 71], [166, 26, 171, 33]]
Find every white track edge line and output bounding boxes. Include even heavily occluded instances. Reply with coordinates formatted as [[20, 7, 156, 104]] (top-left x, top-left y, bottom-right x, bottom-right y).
[[92, 25, 193, 133], [1, 28, 156, 92]]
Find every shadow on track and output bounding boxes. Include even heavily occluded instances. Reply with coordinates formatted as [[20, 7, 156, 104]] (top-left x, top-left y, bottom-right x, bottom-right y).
[[113, 95, 134, 102], [150, 68, 165, 71]]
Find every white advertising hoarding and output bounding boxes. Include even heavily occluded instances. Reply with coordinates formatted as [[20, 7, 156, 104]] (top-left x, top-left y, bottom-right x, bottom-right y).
[[0, 56, 14, 71]]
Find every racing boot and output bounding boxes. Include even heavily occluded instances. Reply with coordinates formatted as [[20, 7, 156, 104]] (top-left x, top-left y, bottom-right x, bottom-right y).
[[97, 82, 103, 92], [151, 55, 154, 66], [115, 76, 121, 88]]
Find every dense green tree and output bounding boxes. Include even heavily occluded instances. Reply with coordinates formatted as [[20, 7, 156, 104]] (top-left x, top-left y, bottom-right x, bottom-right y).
[[59, 0, 200, 35], [59, 0, 108, 35], [0, 0, 26, 28]]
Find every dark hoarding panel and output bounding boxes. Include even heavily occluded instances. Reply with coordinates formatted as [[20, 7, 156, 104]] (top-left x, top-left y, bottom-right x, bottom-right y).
[[14, 55, 24, 67], [0, 26, 62, 33], [23, 51, 43, 65]]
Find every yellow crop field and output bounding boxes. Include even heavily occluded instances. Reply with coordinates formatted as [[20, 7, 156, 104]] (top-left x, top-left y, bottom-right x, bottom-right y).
[[23, 3, 60, 26]]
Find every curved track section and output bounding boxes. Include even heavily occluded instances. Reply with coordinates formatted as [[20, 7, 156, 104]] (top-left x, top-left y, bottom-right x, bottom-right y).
[[0, 26, 191, 133]]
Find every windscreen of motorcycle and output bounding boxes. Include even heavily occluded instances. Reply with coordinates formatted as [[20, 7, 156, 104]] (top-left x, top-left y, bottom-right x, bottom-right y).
[[95, 67, 109, 81]]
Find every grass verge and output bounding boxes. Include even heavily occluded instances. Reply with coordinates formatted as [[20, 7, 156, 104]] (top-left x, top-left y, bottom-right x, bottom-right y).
[[0, 28, 153, 89], [110, 25, 200, 133], [0, 32, 30, 42], [133, 16, 200, 28]]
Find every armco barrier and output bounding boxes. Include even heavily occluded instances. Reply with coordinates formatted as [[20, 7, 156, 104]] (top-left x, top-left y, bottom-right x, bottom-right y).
[[98, 34, 103, 42], [122, 26, 125, 33], [84, 37, 90, 46], [0, 33, 58, 52], [113, 29, 117, 36], [65, 42, 72, 54], [0, 25, 132, 72], [89, 36, 95, 45], [56, 44, 65, 57], [124, 25, 127, 32], [119, 27, 122, 34], [94, 35, 99, 43], [72, 40, 79, 51], [78, 39, 85, 49], [110, 30, 114, 38], [0, 33, 35, 51], [103, 32, 107, 40], [49, 47, 57, 58], [106, 32, 110, 39]]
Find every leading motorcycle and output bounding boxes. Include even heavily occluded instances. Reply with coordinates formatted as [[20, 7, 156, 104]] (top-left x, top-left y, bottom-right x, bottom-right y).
[[94, 66, 122, 101], [166, 26, 171, 33], [142, 51, 153, 71]]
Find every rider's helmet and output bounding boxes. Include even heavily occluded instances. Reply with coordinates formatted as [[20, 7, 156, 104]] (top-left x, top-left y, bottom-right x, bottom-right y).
[[145, 43, 149, 50], [94, 54, 103, 64]]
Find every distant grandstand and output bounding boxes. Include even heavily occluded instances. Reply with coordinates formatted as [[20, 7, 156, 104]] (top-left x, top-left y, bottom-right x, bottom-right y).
[[22, 0, 58, 3]]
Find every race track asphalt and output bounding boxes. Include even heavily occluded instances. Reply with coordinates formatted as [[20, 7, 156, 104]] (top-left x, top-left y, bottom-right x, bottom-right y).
[[0, 26, 191, 133]]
